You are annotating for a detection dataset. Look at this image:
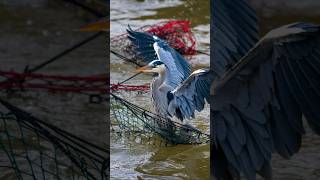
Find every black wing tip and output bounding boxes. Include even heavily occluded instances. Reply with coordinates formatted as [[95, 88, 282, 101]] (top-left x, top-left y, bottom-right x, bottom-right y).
[[126, 24, 136, 37], [289, 22, 320, 32]]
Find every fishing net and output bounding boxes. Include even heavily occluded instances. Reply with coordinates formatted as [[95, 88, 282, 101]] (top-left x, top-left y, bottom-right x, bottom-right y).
[[110, 93, 209, 145], [0, 98, 109, 180], [0, 71, 153, 104], [0, 71, 107, 94], [0, 71, 108, 103], [111, 20, 196, 66]]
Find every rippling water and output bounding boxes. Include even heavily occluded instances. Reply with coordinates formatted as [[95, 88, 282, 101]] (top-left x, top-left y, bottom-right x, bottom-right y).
[[110, 0, 320, 179], [110, 0, 210, 179]]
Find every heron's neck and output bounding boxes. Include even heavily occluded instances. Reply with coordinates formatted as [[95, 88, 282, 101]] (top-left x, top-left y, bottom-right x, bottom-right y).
[[155, 68, 168, 85]]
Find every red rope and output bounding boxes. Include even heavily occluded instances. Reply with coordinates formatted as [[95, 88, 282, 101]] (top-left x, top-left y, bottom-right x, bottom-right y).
[[147, 20, 196, 55], [110, 84, 149, 92], [0, 71, 149, 93], [111, 20, 197, 56], [0, 71, 108, 82]]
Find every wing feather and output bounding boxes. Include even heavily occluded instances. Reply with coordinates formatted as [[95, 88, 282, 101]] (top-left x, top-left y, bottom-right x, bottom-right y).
[[170, 69, 214, 121], [211, 22, 320, 179], [127, 26, 191, 87], [212, 0, 259, 77]]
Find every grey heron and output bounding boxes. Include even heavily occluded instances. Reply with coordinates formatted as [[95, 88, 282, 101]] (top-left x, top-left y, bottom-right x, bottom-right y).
[[127, 27, 213, 122], [127, 0, 320, 178], [210, 0, 320, 179]]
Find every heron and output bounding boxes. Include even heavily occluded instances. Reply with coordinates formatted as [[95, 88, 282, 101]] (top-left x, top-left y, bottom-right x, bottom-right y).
[[209, 0, 320, 179], [127, 0, 320, 179], [127, 27, 213, 122]]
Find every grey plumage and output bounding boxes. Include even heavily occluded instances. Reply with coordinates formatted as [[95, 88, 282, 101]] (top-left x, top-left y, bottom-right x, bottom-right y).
[[211, 0, 320, 179], [128, 28, 213, 122]]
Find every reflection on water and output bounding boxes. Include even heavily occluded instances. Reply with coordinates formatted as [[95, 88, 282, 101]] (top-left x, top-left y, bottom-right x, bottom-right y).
[[110, 0, 210, 179], [136, 144, 209, 179]]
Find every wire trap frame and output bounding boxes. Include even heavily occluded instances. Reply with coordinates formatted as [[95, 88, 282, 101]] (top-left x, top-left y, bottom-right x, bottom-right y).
[[0, 99, 109, 180], [110, 93, 209, 145]]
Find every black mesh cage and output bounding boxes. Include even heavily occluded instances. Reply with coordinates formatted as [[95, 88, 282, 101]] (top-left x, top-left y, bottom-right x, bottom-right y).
[[0, 99, 109, 180], [110, 93, 209, 145]]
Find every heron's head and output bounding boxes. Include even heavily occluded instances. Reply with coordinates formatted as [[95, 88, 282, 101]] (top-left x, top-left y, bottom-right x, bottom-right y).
[[136, 60, 166, 74]]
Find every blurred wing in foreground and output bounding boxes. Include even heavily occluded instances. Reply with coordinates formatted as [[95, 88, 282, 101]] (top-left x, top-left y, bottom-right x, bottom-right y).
[[211, 22, 320, 179], [211, 0, 259, 77]]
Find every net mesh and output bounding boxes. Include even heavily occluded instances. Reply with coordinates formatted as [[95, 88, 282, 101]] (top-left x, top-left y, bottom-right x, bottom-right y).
[[0, 99, 109, 180], [111, 20, 196, 66], [110, 93, 209, 144]]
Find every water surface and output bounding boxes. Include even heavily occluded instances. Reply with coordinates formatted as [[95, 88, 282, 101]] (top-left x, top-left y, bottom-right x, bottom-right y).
[[110, 0, 210, 179]]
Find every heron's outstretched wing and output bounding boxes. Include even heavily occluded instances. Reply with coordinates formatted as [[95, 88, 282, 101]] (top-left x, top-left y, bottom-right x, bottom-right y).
[[127, 26, 158, 63], [171, 69, 214, 121], [211, 23, 320, 180], [127, 26, 191, 87], [212, 0, 259, 77]]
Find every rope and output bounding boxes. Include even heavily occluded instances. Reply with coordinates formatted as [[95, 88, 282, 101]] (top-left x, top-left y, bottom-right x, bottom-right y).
[[110, 20, 197, 66], [0, 71, 149, 95], [29, 32, 103, 73], [117, 72, 142, 84], [111, 50, 142, 67]]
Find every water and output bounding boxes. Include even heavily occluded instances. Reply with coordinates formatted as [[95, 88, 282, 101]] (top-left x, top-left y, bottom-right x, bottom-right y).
[[110, 0, 320, 179], [1, 0, 320, 179], [110, 0, 210, 179]]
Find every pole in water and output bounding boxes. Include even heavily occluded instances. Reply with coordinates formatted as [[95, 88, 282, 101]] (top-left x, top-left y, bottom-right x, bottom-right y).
[[118, 72, 142, 85], [111, 50, 142, 67], [196, 50, 210, 56]]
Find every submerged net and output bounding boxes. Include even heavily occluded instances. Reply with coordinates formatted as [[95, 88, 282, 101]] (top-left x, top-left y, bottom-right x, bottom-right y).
[[0, 99, 109, 180], [110, 93, 209, 144], [111, 20, 196, 66]]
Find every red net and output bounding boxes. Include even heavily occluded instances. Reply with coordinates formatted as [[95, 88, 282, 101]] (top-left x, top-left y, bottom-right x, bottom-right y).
[[111, 20, 196, 66], [0, 71, 149, 95], [146, 20, 196, 55]]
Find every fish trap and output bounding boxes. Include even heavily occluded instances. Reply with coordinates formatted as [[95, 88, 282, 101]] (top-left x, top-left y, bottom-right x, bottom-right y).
[[111, 20, 196, 66], [0, 99, 109, 180], [110, 93, 209, 145]]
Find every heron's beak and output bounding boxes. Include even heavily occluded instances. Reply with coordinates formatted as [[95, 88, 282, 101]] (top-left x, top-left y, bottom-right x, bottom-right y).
[[79, 18, 109, 32], [136, 65, 154, 73]]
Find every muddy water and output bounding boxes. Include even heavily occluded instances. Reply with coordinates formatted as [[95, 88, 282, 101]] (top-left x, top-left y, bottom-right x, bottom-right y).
[[110, 0, 320, 179], [110, 0, 210, 179]]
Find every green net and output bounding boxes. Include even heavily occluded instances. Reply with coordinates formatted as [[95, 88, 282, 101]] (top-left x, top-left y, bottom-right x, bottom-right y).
[[110, 93, 209, 145], [0, 99, 109, 180]]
